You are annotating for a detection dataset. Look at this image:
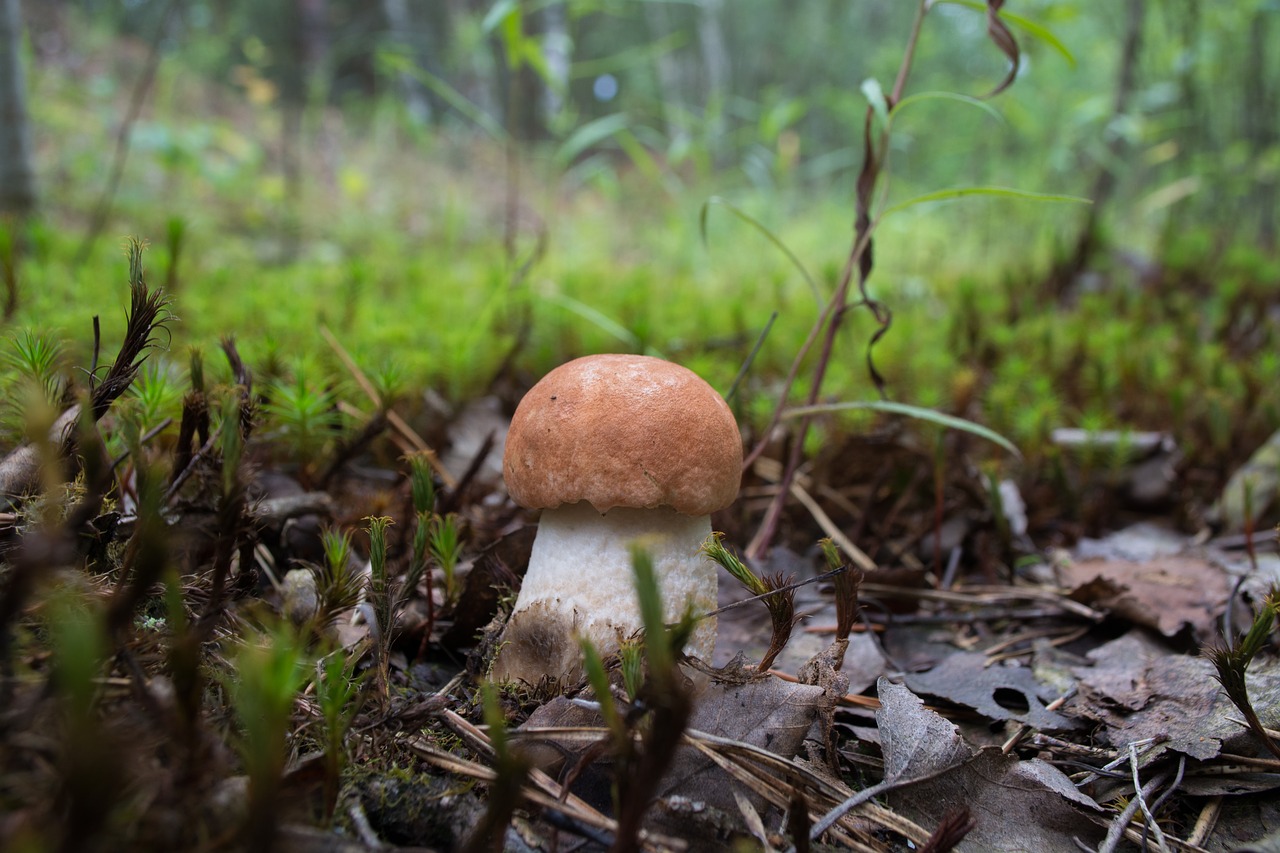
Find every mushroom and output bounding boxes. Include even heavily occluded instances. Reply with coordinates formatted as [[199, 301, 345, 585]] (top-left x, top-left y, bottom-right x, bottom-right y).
[[492, 353, 742, 685]]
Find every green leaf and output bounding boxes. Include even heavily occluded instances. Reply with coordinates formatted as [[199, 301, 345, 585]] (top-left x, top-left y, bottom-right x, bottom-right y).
[[891, 90, 1005, 124], [537, 291, 663, 356], [380, 51, 508, 142], [555, 113, 631, 169], [417, 75, 508, 142], [880, 186, 1092, 219], [630, 546, 671, 674], [481, 0, 518, 35], [614, 129, 667, 186], [935, 0, 1076, 66], [579, 636, 625, 741], [783, 400, 1022, 458], [699, 196, 822, 309], [860, 77, 890, 130], [571, 31, 688, 80]]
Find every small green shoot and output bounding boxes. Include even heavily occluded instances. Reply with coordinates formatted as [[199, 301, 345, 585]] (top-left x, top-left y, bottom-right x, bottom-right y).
[[579, 634, 626, 745], [365, 515, 394, 697], [262, 372, 340, 469], [46, 586, 122, 847], [611, 546, 695, 852], [225, 623, 306, 852], [407, 453, 438, 620], [315, 650, 363, 822], [409, 452, 437, 516], [619, 636, 645, 702], [1207, 587, 1280, 761], [5, 329, 65, 404], [459, 683, 529, 853], [428, 513, 462, 606], [702, 533, 798, 672], [313, 528, 364, 631], [129, 361, 182, 433], [820, 538, 862, 643], [219, 391, 244, 499]]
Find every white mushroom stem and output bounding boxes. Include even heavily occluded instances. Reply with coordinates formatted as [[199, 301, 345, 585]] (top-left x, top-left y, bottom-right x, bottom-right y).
[[491, 501, 717, 685]]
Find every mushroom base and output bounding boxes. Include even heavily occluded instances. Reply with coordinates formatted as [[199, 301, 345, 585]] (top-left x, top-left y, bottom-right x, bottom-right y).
[[490, 502, 717, 685]]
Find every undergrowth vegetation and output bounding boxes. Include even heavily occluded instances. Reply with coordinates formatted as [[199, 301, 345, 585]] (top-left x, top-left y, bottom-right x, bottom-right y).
[[6, 11, 1276, 528], [2, 3, 1279, 850]]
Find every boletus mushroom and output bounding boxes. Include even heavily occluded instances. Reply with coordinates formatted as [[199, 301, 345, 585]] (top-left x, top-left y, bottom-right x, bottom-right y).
[[492, 353, 742, 685]]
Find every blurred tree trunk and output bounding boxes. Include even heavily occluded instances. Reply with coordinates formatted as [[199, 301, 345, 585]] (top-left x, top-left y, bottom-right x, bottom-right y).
[[382, 0, 432, 124], [1054, 0, 1144, 295], [696, 0, 728, 151], [541, 1, 569, 123], [1244, 9, 1276, 249], [645, 1, 688, 147], [496, 0, 549, 142], [0, 0, 36, 217], [276, 0, 328, 257]]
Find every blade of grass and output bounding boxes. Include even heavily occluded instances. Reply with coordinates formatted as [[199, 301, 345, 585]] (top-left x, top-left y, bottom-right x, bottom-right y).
[[783, 399, 1021, 458]]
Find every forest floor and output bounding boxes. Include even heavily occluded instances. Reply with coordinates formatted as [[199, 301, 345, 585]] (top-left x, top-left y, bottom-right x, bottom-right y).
[[0, 263, 1278, 853]]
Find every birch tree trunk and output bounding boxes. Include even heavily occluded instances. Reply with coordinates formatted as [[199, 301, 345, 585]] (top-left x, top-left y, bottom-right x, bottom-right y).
[[1054, 0, 1144, 295], [644, 1, 688, 147], [1244, 9, 1276, 248], [541, 1, 570, 123], [696, 0, 729, 146], [382, 0, 432, 124], [0, 0, 36, 216]]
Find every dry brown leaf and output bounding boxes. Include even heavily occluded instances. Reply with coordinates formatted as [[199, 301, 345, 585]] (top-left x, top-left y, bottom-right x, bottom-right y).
[[876, 679, 970, 780], [890, 749, 1104, 853], [1069, 631, 1280, 761], [875, 679, 1103, 851], [1059, 555, 1230, 642], [904, 651, 1080, 731], [663, 676, 832, 805]]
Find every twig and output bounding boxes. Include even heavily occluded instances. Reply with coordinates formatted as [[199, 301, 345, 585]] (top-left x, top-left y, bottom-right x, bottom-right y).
[[1001, 687, 1076, 753], [751, 458, 877, 571], [1127, 742, 1171, 853], [319, 324, 455, 487], [1187, 797, 1221, 846], [1145, 754, 1185, 847], [426, 710, 687, 852], [75, 0, 180, 264], [1075, 736, 1166, 789], [1096, 770, 1169, 853]]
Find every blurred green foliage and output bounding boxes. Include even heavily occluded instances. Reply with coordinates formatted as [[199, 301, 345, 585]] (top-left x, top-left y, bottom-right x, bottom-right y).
[[3, 0, 1278, 495]]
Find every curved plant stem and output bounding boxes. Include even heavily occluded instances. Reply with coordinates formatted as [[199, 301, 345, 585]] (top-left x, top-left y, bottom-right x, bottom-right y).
[[747, 0, 929, 559]]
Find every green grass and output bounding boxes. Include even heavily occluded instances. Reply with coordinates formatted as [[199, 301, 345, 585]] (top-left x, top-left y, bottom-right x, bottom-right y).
[[6, 18, 1279, 498]]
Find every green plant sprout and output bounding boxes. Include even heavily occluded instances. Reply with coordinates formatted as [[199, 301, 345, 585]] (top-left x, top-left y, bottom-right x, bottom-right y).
[[128, 360, 182, 434], [314, 650, 364, 822], [45, 585, 124, 849], [701, 532, 797, 672], [819, 538, 862, 643], [225, 622, 307, 852], [261, 371, 340, 472], [1207, 587, 1280, 761], [365, 515, 394, 698], [460, 683, 530, 853], [428, 513, 462, 607], [313, 528, 364, 632], [4, 329, 65, 404]]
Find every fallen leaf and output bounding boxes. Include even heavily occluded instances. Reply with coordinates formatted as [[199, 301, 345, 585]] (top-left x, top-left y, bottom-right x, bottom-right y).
[[1059, 555, 1229, 642], [890, 748, 1104, 853], [904, 651, 1080, 731], [1069, 631, 1280, 761], [876, 678, 970, 780], [876, 679, 1104, 852]]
